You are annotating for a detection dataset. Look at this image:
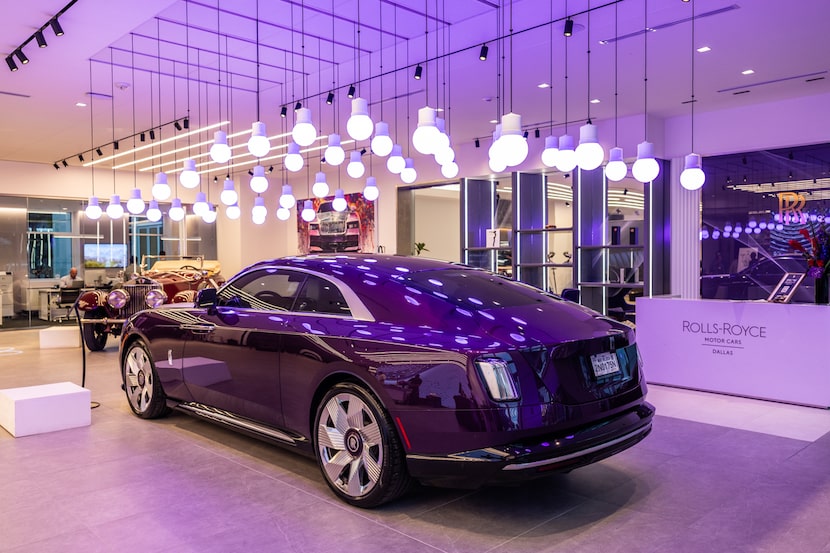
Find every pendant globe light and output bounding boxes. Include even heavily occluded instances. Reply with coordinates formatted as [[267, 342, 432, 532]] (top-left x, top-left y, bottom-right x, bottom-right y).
[[126, 188, 145, 215], [152, 172, 171, 200], [499, 1, 528, 168], [250, 164, 268, 193], [363, 176, 379, 201], [325, 134, 345, 166], [347, 151, 365, 179], [291, 8, 316, 148], [202, 203, 218, 223], [605, 2, 627, 182], [86, 197, 102, 220], [575, 3, 605, 171], [85, 62, 102, 220], [312, 172, 330, 197], [412, 106, 439, 155], [401, 158, 417, 184], [541, 3, 559, 169], [146, 200, 162, 222], [226, 203, 241, 220], [332, 189, 348, 212], [220, 177, 237, 206], [106, 194, 124, 219], [247, 2, 271, 158], [679, 1, 705, 191], [346, 3, 373, 142], [252, 196, 267, 222], [168, 198, 185, 221], [387, 144, 405, 174], [441, 161, 459, 179], [633, 0, 660, 184], [180, 158, 200, 188], [276, 206, 291, 221], [284, 142, 304, 172], [210, 131, 231, 163], [371, 122, 393, 157], [192, 192, 209, 216], [279, 184, 296, 209], [301, 199, 316, 222], [555, 7, 576, 174]]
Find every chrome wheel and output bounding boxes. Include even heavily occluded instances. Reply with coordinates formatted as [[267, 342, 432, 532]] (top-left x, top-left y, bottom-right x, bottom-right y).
[[317, 391, 384, 498], [122, 341, 169, 419]]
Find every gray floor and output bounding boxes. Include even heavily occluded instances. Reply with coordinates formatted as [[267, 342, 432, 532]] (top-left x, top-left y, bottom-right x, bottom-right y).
[[2, 329, 830, 552]]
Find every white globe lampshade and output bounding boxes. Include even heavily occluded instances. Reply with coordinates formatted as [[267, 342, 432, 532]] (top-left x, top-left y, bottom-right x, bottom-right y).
[[179, 159, 200, 189], [680, 153, 706, 191], [371, 121, 394, 157], [499, 112, 528, 167], [575, 122, 605, 170], [555, 134, 577, 172], [247, 121, 270, 157], [226, 203, 241, 220], [152, 172, 171, 201], [168, 198, 185, 221], [325, 134, 345, 166], [202, 203, 217, 224], [312, 172, 330, 198], [301, 199, 316, 222], [284, 142, 304, 173], [106, 194, 124, 219], [347, 151, 365, 179], [605, 147, 628, 181], [435, 117, 451, 151], [387, 144, 405, 174], [192, 191, 209, 216], [488, 124, 502, 160], [541, 135, 559, 168], [126, 188, 145, 215], [632, 141, 660, 183], [252, 196, 267, 220], [279, 184, 296, 209], [250, 165, 269, 193], [292, 107, 317, 147], [346, 97, 373, 141], [209, 130, 231, 164], [363, 176, 379, 201], [332, 189, 348, 212], [220, 178, 238, 206], [489, 156, 507, 173], [276, 207, 291, 221], [412, 106, 439, 155], [441, 161, 459, 179], [401, 158, 417, 184], [253, 214, 266, 225], [85, 196, 102, 220], [434, 146, 455, 166], [146, 200, 162, 222]]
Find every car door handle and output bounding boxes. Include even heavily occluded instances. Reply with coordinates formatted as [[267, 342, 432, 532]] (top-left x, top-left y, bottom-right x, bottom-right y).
[[179, 323, 216, 333]]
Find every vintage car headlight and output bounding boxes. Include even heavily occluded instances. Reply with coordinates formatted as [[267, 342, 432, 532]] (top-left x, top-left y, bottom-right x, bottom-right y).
[[107, 289, 130, 309], [145, 289, 168, 308], [475, 358, 519, 401]]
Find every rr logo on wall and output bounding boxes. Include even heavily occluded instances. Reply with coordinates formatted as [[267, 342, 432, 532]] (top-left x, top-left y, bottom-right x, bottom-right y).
[[778, 191, 806, 224]]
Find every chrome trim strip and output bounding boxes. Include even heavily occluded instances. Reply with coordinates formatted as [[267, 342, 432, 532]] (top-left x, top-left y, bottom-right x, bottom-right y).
[[80, 318, 126, 324], [502, 424, 651, 471], [176, 402, 297, 445]]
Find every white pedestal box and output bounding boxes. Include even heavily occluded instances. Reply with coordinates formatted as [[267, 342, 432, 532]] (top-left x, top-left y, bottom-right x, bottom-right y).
[[39, 326, 81, 349], [0, 382, 91, 437]]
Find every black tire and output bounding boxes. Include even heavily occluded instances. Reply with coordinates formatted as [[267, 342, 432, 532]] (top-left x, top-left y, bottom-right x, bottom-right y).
[[313, 382, 412, 508], [82, 310, 109, 351], [122, 340, 170, 419]]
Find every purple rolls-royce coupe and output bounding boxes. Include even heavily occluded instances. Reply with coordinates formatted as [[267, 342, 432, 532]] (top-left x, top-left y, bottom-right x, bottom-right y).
[[119, 254, 654, 507]]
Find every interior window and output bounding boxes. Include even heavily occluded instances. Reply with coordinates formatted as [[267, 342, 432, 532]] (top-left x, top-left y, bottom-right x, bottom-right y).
[[218, 268, 306, 311], [294, 275, 351, 316]]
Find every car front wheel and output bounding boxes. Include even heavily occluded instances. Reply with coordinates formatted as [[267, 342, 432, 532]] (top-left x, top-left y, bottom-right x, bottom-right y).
[[122, 340, 170, 419], [314, 382, 412, 508], [82, 310, 108, 351]]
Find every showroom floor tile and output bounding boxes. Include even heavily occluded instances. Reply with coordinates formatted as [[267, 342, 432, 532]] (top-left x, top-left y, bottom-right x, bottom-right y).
[[2, 328, 830, 552]]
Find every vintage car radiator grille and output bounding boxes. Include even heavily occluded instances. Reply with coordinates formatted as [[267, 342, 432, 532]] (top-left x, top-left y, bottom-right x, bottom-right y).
[[123, 282, 162, 318], [320, 220, 347, 234]]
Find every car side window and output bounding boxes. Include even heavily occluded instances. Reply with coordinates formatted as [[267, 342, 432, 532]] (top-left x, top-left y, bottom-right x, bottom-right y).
[[218, 269, 306, 311], [294, 274, 352, 316]]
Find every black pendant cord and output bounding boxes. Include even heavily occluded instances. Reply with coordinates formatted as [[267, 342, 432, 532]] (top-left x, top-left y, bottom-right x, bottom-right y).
[[255, 0, 261, 123], [643, 0, 648, 140], [423, 0, 428, 106], [690, 0, 696, 153], [614, 1, 619, 146], [586, 1, 591, 124], [564, 0, 569, 136], [549, 0, 554, 135]]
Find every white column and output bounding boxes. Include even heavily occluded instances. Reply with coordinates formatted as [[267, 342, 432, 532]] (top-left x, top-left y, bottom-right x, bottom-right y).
[[669, 157, 701, 299]]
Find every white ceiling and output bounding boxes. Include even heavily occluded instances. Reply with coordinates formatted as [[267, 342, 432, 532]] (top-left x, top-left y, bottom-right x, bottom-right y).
[[1, 0, 828, 177]]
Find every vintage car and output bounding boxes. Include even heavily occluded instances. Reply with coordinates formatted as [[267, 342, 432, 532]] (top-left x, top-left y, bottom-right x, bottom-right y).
[[118, 254, 654, 507], [78, 256, 223, 351], [308, 201, 361, 253]]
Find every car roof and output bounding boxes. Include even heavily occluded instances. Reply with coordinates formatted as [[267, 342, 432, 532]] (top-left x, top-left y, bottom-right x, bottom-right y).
[[245, 254, 469, 280]]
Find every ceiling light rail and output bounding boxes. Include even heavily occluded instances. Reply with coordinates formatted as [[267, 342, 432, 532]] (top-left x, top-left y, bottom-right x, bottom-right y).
[[4, 0, 76, 72]]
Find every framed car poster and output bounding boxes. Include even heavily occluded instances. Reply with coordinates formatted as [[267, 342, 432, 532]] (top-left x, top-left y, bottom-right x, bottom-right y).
[[766, 272, 806, 303]]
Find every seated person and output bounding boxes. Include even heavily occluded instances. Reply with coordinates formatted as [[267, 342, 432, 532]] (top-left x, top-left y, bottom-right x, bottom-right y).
[[59, 267, 81, 288]]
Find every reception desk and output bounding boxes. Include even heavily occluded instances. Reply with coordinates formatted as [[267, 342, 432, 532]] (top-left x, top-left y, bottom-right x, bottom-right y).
[[637, 296, 830, 408]]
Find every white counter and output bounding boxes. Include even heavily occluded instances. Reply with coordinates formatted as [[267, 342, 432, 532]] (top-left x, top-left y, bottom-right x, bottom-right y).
[[637, 296, 830, 408]]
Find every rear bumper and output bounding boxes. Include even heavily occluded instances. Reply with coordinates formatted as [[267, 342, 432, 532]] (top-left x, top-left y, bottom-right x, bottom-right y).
[[405, 402, 655, 488]]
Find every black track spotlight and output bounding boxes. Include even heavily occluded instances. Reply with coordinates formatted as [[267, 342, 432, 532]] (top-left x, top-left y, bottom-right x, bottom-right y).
[[280, 105, 287, 117], [78, 154, 84, 162], [53, 163, 59, 170], [140, 132, 146, 142], [268, 166, 274, 173], [50, 18, 64, 37], [479, 44, 489, 61], [523, 131, 529, 139], [360, 148, 367, 155], [474, 138, 480, 148], [6, 56, 17, 72], [113, 140, 119, 150], [248, 169, 254, 176], [174, 120, 183, 131], [295, 101, 302, 111], [326, 91, 334, 104], [15, 49, 29, 65], [183, 117, 189, 129], [96, 147, 103, 156], [414, 64, 423, 80], [347, 84, 356, 98], [564, 18, 574, 37], [149, 129, 155, 140], [61, 160, 68, 167], [534, 128, 541, 138], [35, 31, 47, 48]]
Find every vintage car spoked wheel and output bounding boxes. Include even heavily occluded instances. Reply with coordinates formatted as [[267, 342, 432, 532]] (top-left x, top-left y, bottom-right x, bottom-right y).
[[122, 341, 169, 419], [82, 311, 108, 351], [314, 383, 411, 508]]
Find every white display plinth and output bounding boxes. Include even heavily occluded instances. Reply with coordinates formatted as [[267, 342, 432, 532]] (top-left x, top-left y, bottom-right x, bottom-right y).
[[0, 382, 91, 437], [39, 326, 80, 349], [637, 296, 830, 408]]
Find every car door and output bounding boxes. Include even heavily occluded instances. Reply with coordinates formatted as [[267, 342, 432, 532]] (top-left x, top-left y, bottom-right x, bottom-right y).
[[179, 267, 307, 428]]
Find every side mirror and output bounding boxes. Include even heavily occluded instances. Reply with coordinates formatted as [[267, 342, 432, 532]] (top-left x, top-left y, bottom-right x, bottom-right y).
[[196, 288, 217, 311]]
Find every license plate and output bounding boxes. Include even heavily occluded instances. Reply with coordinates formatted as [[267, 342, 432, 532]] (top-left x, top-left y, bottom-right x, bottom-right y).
[[590, 351, 620, 377]]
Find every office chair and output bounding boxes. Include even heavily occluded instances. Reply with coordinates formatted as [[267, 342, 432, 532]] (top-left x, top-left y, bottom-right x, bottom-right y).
[[53, 287, 81, 322]]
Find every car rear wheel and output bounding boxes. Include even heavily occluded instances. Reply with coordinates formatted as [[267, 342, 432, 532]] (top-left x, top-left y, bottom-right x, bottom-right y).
[[82, 310, 108, 351], [122, 340, 170, 419], [314, 382, 412, 508]]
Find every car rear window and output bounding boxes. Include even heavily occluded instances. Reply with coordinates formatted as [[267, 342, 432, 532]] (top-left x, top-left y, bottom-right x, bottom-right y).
[[404, 269, 547, 310]]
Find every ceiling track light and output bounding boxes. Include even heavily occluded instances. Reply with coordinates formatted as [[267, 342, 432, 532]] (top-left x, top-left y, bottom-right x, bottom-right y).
[[50, 18, 64, 37], [35, 31, 47, 48], [564, 18, 574, 37], [326, 91, 334, 104], [6, 56, 17, 72], [183, 117, 189, 129], [61, 160, 68, 167], [414, 64, 423, 80], [174, 120, 182, 131], [53, 163, 59, 170], [113, 140, 119, 150], [475, 138, 480, 148], [96, 147, 103, 156], [140, 132, 146, 142], [15, 49, 29, 64], [149, 129, 155, 140], [479, 44, 489, 61], [347, 84, 356, 98], [294, 101, 302, 111], [280, 105, 287, 117], [78, 154, 84, 162]]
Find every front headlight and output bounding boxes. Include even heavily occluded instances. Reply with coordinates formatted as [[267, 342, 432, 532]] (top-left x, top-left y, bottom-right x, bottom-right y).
[[107, 289, 130, 309], [475, 358, 519, 401], [145, 289, 168, 308], [347, 221, 359, 229]]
